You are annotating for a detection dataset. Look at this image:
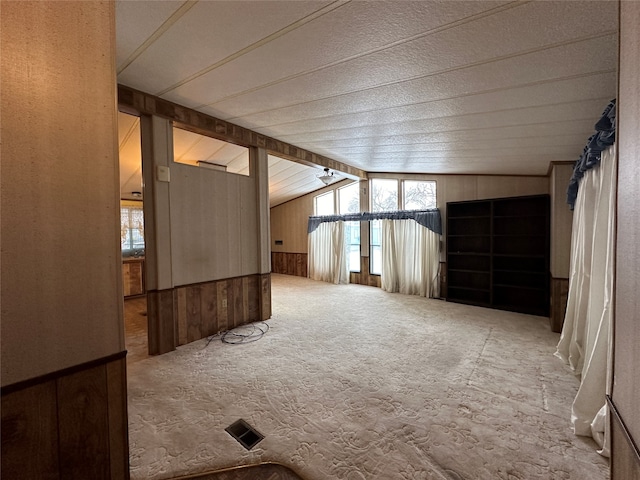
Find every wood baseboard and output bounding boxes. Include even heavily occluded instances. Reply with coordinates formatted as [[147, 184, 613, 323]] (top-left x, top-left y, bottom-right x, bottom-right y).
[[271, 252, 307, 277]]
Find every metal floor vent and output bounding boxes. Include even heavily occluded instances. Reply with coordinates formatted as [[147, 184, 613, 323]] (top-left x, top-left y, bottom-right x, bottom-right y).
[[225, 419, 264, 450]]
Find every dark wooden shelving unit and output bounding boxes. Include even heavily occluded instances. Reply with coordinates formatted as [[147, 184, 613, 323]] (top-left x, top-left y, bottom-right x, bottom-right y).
[[446, 195, 550, 316]]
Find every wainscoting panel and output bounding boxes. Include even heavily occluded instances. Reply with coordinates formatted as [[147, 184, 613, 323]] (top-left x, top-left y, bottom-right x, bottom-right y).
[[550, 277, 569, 333], [1, 381, 59, 479], [147, 288, 177, 355], [1, 353, 129, 480], [173, 273, 271, 347], [271, 252, 307, 277]]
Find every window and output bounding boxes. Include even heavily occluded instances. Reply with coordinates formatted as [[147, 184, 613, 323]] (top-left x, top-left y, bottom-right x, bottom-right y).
[[403, 180, 437, 210], [314, 191, 335, 215], [121, 203, 144, 255], [369, 178, 437, 274], [370, 179, 399, 212], [339, 182, 360, 272]]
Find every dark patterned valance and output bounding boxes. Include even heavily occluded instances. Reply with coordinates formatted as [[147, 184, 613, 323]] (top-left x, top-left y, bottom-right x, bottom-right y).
[[567, 99, 616, 210], [308, 209, 442, 235]]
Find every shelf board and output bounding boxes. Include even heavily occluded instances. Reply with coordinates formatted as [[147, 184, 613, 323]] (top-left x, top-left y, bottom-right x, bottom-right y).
[[493, 283, 545, 291], [493, 268, 545, 275], [447, 285, 490, 292], [448, 252, 490, 256], [448, 268, 490, 274], [493, 214, 547, 219], [448, 234, 490, 237], [493, 234, 545, 237], [448, 215, 490, 219], [493, 253, 546, 258]]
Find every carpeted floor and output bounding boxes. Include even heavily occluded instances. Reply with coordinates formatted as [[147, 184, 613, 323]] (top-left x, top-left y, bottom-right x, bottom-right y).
[[127, 274, 608, 480]]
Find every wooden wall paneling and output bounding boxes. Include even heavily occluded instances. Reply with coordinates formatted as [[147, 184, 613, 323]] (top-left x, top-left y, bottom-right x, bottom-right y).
[[57, 365, 110, 480], [217, 280, 229, 332], [242, 276, 250, 324], [230, 277, 243, 328], [106, 358, 130, 480], [248, 275, 260, 321], [550, 277, 569, 333], [260, 273, 272, 320], [147, 289, 177, 354], [1, 381, 59, 480], [186, 284, 202, 343], [176, 287, 188, 345], [200, 282, 218, 337]]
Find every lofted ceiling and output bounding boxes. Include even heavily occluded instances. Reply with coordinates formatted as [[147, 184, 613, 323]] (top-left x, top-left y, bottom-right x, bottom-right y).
[[115, 0, 617, 206]]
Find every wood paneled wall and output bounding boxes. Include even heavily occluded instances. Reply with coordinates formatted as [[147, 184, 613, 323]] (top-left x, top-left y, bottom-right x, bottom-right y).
[[612, 2, 640, 478], [147, 273, 272, 353], [1, 353, 129, 480], [272, 252, 308, 277]]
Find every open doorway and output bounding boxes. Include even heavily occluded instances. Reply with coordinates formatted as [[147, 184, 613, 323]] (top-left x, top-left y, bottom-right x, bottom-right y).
[[118, 110, 149, 363]]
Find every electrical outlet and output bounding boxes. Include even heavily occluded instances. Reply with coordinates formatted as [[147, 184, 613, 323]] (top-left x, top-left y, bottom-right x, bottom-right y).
[[222, 299, 228, 308]]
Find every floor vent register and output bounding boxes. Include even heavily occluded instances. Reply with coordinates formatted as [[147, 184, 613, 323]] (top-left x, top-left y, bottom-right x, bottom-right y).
[[225, 419, 264, 450]]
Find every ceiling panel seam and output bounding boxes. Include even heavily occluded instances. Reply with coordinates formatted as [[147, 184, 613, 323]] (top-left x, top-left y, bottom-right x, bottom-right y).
[[302, 117, 598, 144], [224, 31, 615, 122], [119, 117, 140, 150], [244, 69, 616, 128], [154, 0, 350, 97], [327, 139, 588, 152], [194, 0, 530, 110], [117, 0, 198, 75], [268, 96, 613, 138]]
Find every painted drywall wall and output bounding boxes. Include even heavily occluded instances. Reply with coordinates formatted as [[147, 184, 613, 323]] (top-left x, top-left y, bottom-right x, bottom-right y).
[[0, 1, 123, 386], [550, 164, 574, 278], [270, 174, 549, 256]]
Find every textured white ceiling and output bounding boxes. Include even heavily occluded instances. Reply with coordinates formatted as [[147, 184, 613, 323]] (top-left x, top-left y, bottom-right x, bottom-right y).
[[116, 0, 618, 203]]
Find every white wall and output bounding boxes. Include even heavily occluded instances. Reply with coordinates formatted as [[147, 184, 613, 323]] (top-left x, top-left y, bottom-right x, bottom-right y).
[[1, 2, 123, 385]]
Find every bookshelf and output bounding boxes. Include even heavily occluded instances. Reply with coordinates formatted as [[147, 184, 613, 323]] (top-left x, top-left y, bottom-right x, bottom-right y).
[[446, 195, 550, 316]]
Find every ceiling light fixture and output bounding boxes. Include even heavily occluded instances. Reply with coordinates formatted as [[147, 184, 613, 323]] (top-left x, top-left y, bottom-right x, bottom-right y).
[[318, 167, 336, 186]]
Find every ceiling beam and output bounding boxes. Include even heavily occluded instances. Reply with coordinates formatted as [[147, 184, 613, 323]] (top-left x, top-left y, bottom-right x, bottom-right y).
[[118, 84, 367, 180]]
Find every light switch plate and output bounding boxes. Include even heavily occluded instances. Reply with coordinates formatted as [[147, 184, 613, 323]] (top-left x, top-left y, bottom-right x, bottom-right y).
[[156, 165, 170, 182]]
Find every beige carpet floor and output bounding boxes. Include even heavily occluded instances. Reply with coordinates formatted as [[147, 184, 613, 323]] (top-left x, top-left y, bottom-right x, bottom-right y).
[[127, 274, 608, 480]]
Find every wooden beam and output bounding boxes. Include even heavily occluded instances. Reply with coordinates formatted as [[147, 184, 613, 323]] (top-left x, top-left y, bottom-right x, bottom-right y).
[[117, 84, 367, 180]]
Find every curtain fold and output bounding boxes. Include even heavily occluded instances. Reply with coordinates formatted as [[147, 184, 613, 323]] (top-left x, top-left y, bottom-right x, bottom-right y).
[[308, 221, 349, 285], [380, 219, 440, 297], [555, 144, 616, 457]]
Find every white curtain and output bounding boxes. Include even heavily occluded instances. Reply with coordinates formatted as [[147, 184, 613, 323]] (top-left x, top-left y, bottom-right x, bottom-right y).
[[555, 144, 616, 457], [380, 219, 440, 297], [308, 221, 349, 285]]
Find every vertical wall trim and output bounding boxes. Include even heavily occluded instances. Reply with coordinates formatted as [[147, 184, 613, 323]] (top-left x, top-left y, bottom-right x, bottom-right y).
[[254, 148, 272, 274], [140, 114, 174, 292]]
